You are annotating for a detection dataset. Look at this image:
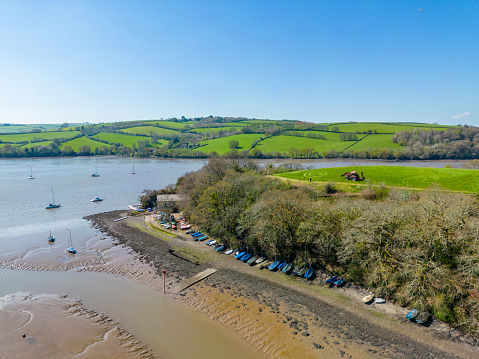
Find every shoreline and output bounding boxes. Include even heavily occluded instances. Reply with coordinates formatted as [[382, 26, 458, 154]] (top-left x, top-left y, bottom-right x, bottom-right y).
[[87, 210, 479, 359]]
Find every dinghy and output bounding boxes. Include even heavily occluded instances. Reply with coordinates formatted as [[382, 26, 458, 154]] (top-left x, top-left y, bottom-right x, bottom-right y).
[[362, 294, 375, 303]]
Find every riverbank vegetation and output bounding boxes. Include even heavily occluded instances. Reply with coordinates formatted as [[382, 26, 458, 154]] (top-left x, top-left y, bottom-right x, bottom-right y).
[[161, 158, 479, 337], [3, 117, 478, 160]]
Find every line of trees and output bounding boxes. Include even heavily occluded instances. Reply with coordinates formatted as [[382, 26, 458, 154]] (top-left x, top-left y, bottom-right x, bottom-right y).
[[169, 158, 479, 337]]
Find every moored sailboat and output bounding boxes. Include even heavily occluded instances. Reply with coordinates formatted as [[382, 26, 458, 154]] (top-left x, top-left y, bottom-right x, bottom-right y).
[[45, 187, 61, 209]]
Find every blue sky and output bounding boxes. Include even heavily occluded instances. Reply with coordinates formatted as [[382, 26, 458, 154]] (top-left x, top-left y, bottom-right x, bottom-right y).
[[0, 1, 478, 125]]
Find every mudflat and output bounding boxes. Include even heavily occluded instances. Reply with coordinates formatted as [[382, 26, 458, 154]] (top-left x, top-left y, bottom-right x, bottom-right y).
[[87, 210, 479, 359]]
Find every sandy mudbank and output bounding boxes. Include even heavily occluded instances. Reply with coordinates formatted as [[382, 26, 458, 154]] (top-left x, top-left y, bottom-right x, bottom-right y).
[[0, 292, 154, 359], [87, 211, 479, 359]]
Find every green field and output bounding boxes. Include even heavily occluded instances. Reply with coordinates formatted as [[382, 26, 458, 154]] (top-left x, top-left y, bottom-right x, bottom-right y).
[[346, 134, 402, 150], [255, 133, 360, 154], [331, 122, 452, 134], [276, 166, 479, 193], [19, 140, 53, 149], [195, 134, 264, 154], [0, 130, 80, 143], [120, 126, 179, 136], [60, 137, 111, 151], [192, 126, 243, 134], [93, 132, 151, 147], [0, 124, 64, 133], [143, 120, 194, 129]]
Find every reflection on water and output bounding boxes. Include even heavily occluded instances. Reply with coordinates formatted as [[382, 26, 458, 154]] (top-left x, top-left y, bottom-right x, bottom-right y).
[[0, 269, 262, 359]]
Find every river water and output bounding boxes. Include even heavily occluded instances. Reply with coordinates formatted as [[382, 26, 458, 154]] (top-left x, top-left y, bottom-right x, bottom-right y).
[[0, 156, 467, 358]]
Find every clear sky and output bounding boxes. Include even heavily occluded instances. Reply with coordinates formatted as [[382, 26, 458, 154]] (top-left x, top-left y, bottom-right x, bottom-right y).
[[0, 1, 478, 125]]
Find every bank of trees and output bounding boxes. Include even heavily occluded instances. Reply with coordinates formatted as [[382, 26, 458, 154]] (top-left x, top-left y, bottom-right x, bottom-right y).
[[172, 158, 479, 337]]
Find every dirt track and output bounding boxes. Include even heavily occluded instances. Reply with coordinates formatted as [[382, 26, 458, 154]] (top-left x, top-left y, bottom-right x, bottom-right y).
[[86, 211, 479, 359]]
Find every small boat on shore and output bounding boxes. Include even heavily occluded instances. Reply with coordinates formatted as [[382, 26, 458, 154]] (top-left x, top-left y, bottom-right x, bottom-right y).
[[282, 263, 293, 273], [224, 249, 234, 255], [241, 253, 252, 262], [91, 197, 103, 202], [362, 294, 375, 303], [258, 260, 271, 269], [235, 251, 246, 259], [278, 262, 287, 270], [268, 261, 280, 271], [374, 298, 386, 304], [325, 276, 338, 284], [215, 245, 225, 252], [254, 257, 265, 265], [247, 256, 258, 265], [296, 267, 307, 276], [304, 267, 314, 280], [333, 278, 345, 287], [180, 224, 191, 230]]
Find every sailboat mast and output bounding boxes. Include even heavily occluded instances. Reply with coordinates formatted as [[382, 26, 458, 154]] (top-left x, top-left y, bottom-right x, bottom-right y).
[[51, 187, 55, 204]]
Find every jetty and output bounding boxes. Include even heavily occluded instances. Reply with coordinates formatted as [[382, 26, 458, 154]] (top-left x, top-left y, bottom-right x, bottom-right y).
[[170, 268, 217, 294]]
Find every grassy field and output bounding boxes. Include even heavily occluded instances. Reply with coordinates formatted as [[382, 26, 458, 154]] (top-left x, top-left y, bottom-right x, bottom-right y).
[[0, 130, 81, 143], [0, 124, 64, 133], [143, 120, 194, 129], [19, 140, 53, 148], [195, 134, 264, 154], [60, 137, 111, 151], [120, 126, 179, 136], [346, 134, 402, 150], [255, 133, 356, 154], [330, 122, 452, 133], [192, 126, 243, 134], [276, 166, 479, 193], [93, 132, 151, 147]]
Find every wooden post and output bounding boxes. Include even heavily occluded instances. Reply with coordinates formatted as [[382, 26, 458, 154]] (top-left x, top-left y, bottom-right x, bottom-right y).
[[163, 270, 166, 293]]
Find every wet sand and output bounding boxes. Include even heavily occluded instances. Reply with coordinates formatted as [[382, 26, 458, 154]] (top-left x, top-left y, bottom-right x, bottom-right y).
[[0, 292, 153, 359], [87, 211, 479, 359]]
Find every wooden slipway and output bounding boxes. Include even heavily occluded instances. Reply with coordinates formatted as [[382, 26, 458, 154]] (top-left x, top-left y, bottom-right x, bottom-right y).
[[170, 268, 217, 294]]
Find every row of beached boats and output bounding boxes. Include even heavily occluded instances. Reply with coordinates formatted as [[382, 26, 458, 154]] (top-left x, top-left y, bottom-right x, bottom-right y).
[[167, 219, 431, 325], [185, 229, 316, 279]]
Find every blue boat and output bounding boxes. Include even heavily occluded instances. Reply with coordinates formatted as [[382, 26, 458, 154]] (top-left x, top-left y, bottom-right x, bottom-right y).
[[407, 309, 418, 320], [268, 261, 280, 271], [282, 263, 293, 273], [235, 251, 246, 259], [325, 276, 338, 284], [192, 232, 203, 237], [277, 262, 287, 270], [205, 239, 214, 245], [215, 245, 225, 252], [241, 253, 252, 262], [304, 268, 314, 280], [197, 235, 208, 241], [333, 278, 345, 287]]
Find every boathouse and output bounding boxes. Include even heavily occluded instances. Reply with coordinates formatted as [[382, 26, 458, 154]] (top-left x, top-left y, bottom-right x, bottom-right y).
[[156, 194, 187, 213]]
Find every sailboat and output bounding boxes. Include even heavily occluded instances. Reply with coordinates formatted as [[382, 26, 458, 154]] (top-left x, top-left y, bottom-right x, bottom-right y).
[[27, 165, 34, 179], [45, 187, 61, 209], [130, 166, 136, 174], [91, 166, 100, 177], [48, 230, 55, 243], [66, 229, 77, 254]]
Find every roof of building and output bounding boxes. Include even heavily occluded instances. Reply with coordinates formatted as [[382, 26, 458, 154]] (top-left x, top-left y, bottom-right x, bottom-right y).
[[156, 194, 187, 202]]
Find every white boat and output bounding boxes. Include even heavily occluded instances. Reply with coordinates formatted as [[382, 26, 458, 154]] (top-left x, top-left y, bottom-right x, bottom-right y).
[[374, 298, 386, 304], [224, 249, 234, 255], [91, 197, 103, 202], [66, 229, 76, 254], [45, 187, 61, 209], [130, 166, 136, 174], [27, 165, 34, 179], [91, 166, 100, 177]]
